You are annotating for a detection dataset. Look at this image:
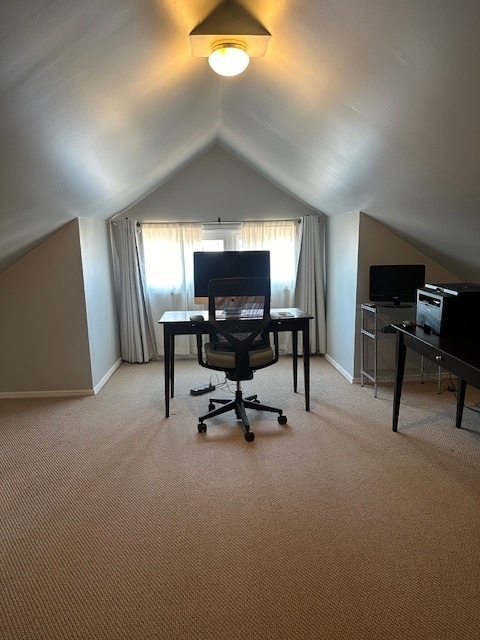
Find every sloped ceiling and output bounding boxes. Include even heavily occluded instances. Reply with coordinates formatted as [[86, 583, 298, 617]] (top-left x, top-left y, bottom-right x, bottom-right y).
[[1, 0, 479, 278]]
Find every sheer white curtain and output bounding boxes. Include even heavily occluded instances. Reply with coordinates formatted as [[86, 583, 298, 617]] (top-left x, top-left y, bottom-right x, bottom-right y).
[[295, 215, 326, 354], [139, 219, 306, 356], [242, 220, 299, 353], [242, 220, 299, 308], [110, 219, 157, 363], [143, 223, 203, 356], [113, 218, 324, 360]]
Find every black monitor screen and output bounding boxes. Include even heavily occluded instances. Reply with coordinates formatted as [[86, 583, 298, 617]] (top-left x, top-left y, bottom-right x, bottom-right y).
[[193, 251, 270, 302], [369, 264, 425, 306]]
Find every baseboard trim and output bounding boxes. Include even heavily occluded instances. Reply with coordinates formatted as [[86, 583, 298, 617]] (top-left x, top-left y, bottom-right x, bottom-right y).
[[93, 358, 122, 395], [0, 389, 95, 399], [324, 354, 454, 386], [324, 354, 354, 383], [351, 371, 457, 385], [0, 358, 122, 400]]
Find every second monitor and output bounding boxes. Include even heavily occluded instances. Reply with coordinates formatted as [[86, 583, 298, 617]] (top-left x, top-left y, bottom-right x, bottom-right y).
[[193, 250, 270, 304]]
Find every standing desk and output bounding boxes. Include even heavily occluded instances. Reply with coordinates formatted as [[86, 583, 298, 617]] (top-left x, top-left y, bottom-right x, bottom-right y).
[[159, 308, 313, 418], [392, 324, 480, 432]]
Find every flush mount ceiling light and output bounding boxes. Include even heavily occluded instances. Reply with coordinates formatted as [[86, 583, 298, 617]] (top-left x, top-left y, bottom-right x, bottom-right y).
[[208, 41, 250, 77], [190, 0, 270, 77]]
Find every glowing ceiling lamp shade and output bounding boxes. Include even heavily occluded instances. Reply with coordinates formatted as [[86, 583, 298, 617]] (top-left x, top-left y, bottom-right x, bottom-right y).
[[189, 0, 270, 77], [208, 42, 250, 77]]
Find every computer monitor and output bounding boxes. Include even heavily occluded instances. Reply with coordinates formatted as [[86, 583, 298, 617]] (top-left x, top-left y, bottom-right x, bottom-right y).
[[369, 264, 425, 307], [193, 251, 270, 304]]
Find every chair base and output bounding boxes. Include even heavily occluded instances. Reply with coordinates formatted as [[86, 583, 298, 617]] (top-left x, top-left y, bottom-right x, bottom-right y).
[[198, 389, 287, 442]]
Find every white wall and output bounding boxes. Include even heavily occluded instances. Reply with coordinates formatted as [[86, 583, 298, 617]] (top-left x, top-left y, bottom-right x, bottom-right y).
[[0, 220, 92, 396], [355, 213, 458, 379], [356, 213, 459, 304], [325, 212, 360, 381], [0, 145, 311, 396], [78, 218, 120, 392], [117, 144, 314, 222], [0, 218, 120, 397], [325, 211, 461, 383]]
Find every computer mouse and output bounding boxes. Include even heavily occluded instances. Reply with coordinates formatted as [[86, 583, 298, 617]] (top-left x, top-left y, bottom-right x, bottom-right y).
[[189, 314, 205, 322]]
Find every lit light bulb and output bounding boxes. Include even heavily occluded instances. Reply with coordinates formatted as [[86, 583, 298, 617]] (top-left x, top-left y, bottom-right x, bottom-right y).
[[208, 42, 250, 77]]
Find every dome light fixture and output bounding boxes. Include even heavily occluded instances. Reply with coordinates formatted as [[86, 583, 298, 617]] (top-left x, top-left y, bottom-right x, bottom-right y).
[[208, 41, 250, 77], [189, 0, 270, 78]]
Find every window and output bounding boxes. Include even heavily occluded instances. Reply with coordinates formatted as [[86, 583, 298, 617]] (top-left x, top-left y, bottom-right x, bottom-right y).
[[201, 223, 243, 252], [143, 220, 298, 299], [142, 223, 202, 292], [142, 220, 299, 356], [242, 220, 299, 308]]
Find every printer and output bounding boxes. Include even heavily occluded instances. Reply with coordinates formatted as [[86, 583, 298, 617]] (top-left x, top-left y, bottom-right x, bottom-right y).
[[416, 282, 480, 335]]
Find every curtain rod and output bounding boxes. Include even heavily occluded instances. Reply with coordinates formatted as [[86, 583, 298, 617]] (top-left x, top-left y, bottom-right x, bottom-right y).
[[111, 215, 324, 226], [131, 217, 303, 225]]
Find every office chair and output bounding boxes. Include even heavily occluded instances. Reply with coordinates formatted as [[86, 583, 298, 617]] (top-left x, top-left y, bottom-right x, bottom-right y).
[[194, 277, 287, 442]]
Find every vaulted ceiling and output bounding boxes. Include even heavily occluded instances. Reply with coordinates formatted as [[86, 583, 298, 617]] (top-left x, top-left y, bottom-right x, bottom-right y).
[[1, 0, 479, 278]]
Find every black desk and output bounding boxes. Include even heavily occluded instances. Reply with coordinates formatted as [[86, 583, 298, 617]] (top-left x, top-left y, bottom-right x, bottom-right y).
[[392, 324, 480, 431], [159, 308, 313, 418]]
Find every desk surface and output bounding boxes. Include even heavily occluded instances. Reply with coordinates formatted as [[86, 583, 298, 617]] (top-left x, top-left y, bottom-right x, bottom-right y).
[[159, 307, 313, 417], [392, 324, 480, 369], [159, 308, 313, 323], [392, 324, 480, 431]]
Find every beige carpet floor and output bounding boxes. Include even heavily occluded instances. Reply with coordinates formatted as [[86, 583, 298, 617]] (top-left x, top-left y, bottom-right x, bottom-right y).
[[1, 355, 480, 639]]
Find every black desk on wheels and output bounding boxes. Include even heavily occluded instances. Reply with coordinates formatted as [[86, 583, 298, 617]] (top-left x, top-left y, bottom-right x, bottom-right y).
[[392, 324, 480, 432], [159, 308, 313, 418]]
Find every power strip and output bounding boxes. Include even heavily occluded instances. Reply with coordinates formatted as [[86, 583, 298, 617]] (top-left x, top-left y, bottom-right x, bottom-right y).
[[190, 383, 216, 396]]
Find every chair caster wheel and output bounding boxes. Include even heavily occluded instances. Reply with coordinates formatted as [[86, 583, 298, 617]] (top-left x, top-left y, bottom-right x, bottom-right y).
[[245, 431, 255, 442], [198, 423, 207, 433], [278, 415, 287, 425], [208, 403, 215, 411]]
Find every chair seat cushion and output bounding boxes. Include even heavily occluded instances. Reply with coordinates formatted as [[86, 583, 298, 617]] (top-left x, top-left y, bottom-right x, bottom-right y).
[[205, 343, 274, 370]]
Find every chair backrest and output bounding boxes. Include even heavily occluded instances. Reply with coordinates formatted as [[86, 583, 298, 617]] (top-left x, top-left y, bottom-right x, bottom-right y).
[[206, 277, 273, 379]]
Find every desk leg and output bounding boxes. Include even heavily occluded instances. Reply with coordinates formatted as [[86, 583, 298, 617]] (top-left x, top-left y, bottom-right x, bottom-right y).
[[163, 328, 171, 418], [302, 321, 310, 412], [456, 380, 466, 428], [170, 335, 175, 398], [292, 330, 298, 393], [392, 331, 406, 432]]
